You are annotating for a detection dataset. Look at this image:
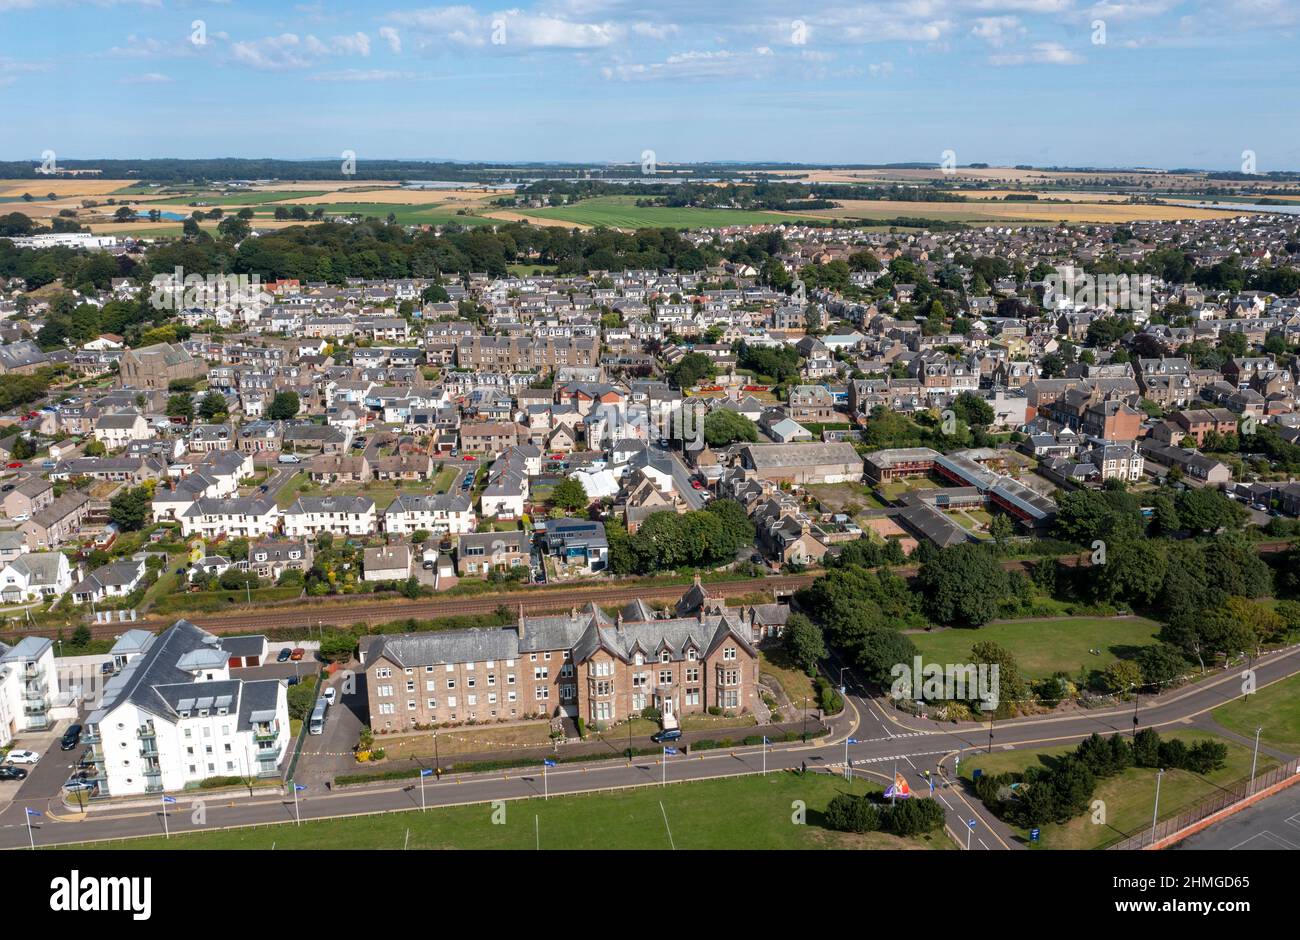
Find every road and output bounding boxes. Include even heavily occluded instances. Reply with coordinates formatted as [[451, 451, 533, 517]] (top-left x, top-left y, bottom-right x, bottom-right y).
[[5, 641, 1297, 850], [647, 442, 705, 510]]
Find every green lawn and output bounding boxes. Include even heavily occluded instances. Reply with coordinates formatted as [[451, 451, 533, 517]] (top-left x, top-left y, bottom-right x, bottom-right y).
[[959, 730, 1275, 849], [1213, 671, 1300, 757], [431, 466, 460, 494], [256, 202, 492, 226], [58, 772, 949, 850], [517, 196, 829, 230], [907, 616, 1161, 680]]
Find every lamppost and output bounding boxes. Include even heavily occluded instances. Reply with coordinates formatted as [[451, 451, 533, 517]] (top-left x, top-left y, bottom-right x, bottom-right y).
[[1250, 727, 1262, 794], [1150, 769, 1165, 845]]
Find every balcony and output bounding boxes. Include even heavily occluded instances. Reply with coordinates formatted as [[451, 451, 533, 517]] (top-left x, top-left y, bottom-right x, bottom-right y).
[[22, 662, 44, 680], [252, 725, 279, 743], [139, 742, 159, 758], [137, 725, 156, 740], [82, 729, 101, 745]]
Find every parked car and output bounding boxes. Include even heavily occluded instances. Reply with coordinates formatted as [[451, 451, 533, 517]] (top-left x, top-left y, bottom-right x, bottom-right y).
[[0, 765, 27, 780], [286, 676, 301, 687], [276, 647, 292, 663], [4, 750, 40, 764], [5, 462, 22, 470], [100, 661, 114, 675], [289, 648, 306, 661], [651, 728, 682, 744], [462, 455, 476, 461], [60, 724, 83, 751], [323, 687, 336, 705], [690, 480, 703, 490], [64, 778, 95, 793]]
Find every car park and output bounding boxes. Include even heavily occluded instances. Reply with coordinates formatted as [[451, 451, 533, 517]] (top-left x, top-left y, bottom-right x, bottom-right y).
[[4, 750, 40, 764], [277, 647, 292, 663]]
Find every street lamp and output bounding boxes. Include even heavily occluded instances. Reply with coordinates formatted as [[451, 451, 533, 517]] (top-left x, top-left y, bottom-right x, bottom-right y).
[[1250, 727, 1262, 794], [1150, 769, 1165, 845]]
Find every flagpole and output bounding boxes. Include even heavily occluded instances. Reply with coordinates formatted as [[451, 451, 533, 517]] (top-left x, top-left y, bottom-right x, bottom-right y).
[[420, 770, 426, 812], [891, 762, 897, 805], [544, 764, 548, 801], [662, 746, 666, 787], [25, 809, 34, 851], [162, 794, 170, 840], [762, 737, 767, 777], [293, 782, 301, 826]]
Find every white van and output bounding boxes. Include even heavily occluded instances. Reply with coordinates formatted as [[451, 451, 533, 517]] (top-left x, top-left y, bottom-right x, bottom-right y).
[[277, 453, 301, 464]]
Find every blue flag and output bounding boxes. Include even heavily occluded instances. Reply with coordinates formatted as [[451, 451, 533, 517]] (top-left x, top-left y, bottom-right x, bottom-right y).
[[419, 768, 433, 777], [163, 796, 177, 804], [25, 808, 41, 817], [543, 758, 556, 767], [762, 737, 769, 745], [664, 747, 679, 755], [294, 784, 307, 792], [848, 738, 859, 744]]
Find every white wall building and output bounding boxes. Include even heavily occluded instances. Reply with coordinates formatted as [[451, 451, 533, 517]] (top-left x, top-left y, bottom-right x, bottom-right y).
[[282, 495, 376, 538], [83, 622, 291, 797]]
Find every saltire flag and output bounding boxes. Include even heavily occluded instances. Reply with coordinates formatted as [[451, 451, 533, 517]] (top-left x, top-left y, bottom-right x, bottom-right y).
[[884, 771, 911, 799], [543, 758, 557, 767], [25, 808, 41, 817], [162, 796, 177, 804], [664, 747, 679, 755], [419, 769, 433, 777], [294, 783, 307, 792]]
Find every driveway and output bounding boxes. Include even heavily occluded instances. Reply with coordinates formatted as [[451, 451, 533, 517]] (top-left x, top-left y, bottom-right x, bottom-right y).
[[294, 664, 366, 787]]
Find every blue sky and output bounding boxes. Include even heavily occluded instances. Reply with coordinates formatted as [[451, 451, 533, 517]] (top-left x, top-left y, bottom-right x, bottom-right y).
[[1, 0, 1298, 169]]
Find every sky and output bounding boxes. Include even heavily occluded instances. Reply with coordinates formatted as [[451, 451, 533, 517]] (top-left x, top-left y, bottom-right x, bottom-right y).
[[1, 0, 1298, 169]]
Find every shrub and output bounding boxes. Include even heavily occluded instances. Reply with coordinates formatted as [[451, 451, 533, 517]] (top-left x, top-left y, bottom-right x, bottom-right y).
[[824, 793, 881, 833], [882, 796, 945, 836]]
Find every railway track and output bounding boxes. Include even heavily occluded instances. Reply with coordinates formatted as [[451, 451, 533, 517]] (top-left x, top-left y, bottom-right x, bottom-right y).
[[5, 540, 1290, 643], [4, 573, 819, 641]]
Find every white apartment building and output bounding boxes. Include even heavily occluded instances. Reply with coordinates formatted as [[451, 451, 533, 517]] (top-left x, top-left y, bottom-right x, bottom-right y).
[[0, 637, 57, 739], [383, 493, 476, 536], [282, 495, 376, 538], [179, 496, 281, 539], [83, 622, 291, 797]]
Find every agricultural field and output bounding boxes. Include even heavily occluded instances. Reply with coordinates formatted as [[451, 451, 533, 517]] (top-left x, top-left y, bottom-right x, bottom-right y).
[[907, 615, 1162, 680], [506, 195, 830, 230], [958, 730, 1275, 849], [801, 198, 1242, 225], [61, 772, 947, 850]]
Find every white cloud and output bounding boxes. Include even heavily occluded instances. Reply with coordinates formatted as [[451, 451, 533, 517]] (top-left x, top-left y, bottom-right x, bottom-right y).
[[970, 16, 1024, 47], [118, 71, 173, 84], [389, 6, 630, 50], [379, 26, 403, 53], [229, 32, 373, 70], [989, 41, 1086, 64], [309, 69, 417, 82]]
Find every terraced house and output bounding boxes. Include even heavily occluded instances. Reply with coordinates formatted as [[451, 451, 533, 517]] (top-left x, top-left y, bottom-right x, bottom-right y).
[[282, 495, 376, 538], [361, 581, 762, 731]]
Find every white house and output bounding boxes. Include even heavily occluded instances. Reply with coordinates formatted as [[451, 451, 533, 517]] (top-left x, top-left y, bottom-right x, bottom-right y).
[[69, 558, 146, 606], [93, 410, 151, 450], [82, 621, 291, 797], [282, 495, 376, 538], [0, 552, 72, 603], [179, 496, 281, 539], [383, 493, 476, 536]]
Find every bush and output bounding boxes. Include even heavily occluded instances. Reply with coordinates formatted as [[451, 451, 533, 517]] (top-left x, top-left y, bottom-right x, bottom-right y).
[[816, 678, 844, 716], [882, 796, 945, 836], [824, 793, 881, 833], [640, 706, 662, 721]]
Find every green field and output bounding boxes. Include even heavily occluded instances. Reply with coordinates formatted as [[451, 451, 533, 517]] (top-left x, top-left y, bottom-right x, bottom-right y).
[[907, 616, 1162, 680], [1213, 671, 1300, 756], [959, 730, 1274, 849], [255, 202, 492, 226], [58, 772, 949, 850], [517, 196, 827, 230]]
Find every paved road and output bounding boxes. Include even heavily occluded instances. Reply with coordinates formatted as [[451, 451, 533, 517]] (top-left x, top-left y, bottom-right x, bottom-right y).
[[4, 642, 1297, 850], [647, 442, 705, 510], [1173, 781, 1300, 850]]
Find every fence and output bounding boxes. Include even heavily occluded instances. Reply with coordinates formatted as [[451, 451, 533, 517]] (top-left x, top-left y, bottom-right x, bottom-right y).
[[1107, 756, 1300, 850]]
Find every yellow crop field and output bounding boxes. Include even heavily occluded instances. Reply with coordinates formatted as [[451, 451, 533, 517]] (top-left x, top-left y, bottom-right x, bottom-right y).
[[801, 198, 1243, 223]]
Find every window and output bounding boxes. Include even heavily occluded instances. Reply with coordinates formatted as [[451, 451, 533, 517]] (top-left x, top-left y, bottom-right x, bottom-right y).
[[447, 678, 456, 690], [723, 647, 737, 661], [659, 670, 672, 686], [376, 668, 392, 679], [467, 676, 476, 688], [406, 680, 415, 692], [686, 667, 699, 683], [536, 688, 549, 701], [377, 685, 393, 697], [687, 648, 697, 662], [427, 699, 437, 709], [660, 651, 670, 663], [534, 667, 548, 681], [447, 696, 457, 708], [407, 701, 416, 710]]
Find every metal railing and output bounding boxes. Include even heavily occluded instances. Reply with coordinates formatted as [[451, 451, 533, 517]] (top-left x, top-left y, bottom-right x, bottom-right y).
[[1107, 756, 1300, 850]]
